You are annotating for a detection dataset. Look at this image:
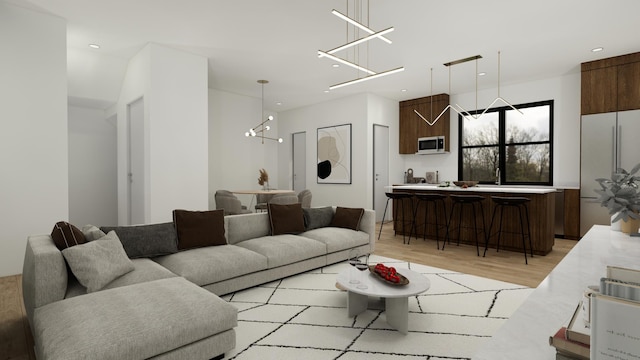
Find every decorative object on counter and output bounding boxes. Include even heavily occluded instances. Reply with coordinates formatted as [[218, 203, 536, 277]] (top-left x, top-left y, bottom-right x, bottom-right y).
[[406, 168, 414, 183], [438, 181, 451, 187], [317, 123, 352, 184], [425, 171, 438, 184], [258, 168, 269, 190], [244, 80, 283, 144], [453, 180, 478, 188], [594, 163, 640, 234]]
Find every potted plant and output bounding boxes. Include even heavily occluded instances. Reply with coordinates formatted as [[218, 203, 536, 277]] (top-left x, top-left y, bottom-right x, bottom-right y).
[[594, 163, 640, 234], [258, 168, 269, 190]]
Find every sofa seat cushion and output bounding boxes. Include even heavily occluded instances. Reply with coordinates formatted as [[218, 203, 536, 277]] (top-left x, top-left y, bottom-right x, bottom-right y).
[[301, 227, 370, 253], [65, 258, 178, 298], [33, 277, 237, 360], [154, 245, 268, 286], [235, 235, 327, 268]]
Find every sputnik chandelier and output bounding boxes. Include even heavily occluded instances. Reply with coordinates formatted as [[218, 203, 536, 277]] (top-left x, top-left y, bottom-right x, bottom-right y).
[[319, 0, 404, 90], [244, 80, 283, 144]]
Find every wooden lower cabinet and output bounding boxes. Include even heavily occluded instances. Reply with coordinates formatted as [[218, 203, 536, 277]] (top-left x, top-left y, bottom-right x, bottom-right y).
[[393, 189, 556, 255], [563, 189, 580, 240]]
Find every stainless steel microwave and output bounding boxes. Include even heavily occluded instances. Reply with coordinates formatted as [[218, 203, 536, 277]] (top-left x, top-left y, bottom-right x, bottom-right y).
[[417, 136, 445, 154]]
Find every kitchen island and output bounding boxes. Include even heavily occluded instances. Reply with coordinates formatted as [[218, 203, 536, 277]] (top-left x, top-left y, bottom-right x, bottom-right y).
[[389, 184, 556, 255], [473, 225, 639, 359]]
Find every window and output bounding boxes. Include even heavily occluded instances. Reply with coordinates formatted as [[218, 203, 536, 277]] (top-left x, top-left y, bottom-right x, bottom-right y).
[[458, 100, 553, 185]]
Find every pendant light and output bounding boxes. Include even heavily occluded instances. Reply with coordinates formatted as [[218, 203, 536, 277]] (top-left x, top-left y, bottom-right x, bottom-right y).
[[457, 51, 523, 120], [244, 80, 283, 144], [318, 0, 404, 90]]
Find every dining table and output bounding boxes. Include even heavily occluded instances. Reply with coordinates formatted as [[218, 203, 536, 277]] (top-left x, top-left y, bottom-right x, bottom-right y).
[[231, 189, 296, 211]]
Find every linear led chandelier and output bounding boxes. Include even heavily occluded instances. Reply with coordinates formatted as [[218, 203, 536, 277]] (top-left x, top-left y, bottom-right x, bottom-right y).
[[244, 80, 283, 144], [319, 1, 404, 90]]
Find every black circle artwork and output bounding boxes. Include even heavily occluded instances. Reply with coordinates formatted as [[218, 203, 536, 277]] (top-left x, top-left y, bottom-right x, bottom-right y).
[[317, 160, 332, 179]]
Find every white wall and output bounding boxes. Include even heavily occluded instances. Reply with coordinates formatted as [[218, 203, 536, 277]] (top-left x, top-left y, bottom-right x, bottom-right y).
[[117, 43, 209, 224], [68, 105, 117, 226], [403, 73, 581, 187], [0, 3, 68, 276], [366, 93, 403, 208], [277, 94, 370, 208], [116, 45, 151, 224], [208, 88, 279, 209], [148, 45, 209, 218]]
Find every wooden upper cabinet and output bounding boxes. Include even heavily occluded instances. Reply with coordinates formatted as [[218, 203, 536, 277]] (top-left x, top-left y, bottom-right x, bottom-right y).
[[581, 52, 640, 115], [399, 103, 418, 154], [399, 94, 450, 154], [617, 61, 640, 111], [581, 66, 617, 115]]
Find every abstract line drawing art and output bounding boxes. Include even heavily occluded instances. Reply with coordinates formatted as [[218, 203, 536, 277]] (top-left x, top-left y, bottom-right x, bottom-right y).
[[317, 123, 352, 184]]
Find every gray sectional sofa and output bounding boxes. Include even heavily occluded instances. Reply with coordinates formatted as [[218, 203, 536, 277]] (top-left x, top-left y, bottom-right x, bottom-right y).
[[22, 207, 375, 360]]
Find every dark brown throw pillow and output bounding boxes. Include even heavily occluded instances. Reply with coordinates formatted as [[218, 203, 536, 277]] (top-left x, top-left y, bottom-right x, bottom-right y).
[[51, 221, 87, 250], [173, 209, 226, 250], [330, 207, 365, 231], [268, 203, 305, 235]]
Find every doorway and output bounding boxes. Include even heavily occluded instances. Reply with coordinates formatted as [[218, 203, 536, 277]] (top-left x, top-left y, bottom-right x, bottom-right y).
[[127, 97, 145, 225], [373, 124, 389, 222], [292, 131, 306, 192]]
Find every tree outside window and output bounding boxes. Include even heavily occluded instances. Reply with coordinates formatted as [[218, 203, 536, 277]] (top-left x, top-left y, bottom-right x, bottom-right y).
[[458, 100, 553, 185]]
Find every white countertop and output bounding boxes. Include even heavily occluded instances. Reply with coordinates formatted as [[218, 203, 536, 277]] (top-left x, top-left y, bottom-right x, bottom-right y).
[[390, 184, 557, 194], [472, 225, 640, 360]]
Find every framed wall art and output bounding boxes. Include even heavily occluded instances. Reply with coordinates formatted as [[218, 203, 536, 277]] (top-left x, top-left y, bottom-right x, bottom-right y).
[[317, 123, 351, 184]]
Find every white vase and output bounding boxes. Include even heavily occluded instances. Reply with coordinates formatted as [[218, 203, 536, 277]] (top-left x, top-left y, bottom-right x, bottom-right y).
[[611, 214, 622, 232]]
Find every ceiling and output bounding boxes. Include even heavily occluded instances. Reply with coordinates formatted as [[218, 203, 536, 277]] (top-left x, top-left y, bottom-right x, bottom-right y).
[[10, 0, 640, 112]]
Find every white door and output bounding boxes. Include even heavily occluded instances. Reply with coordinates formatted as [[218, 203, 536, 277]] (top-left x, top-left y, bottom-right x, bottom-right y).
[[373, 125, 389, 222], [293, 132, 306, 192], [128, 98, 145, 225]]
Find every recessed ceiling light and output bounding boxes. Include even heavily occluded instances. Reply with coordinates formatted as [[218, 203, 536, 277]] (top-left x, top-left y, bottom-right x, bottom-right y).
[[276, 102, 282, 106], [324, 90, 330, 93], [332, 64, 340, 68], [401, 89, 407, 92], [478, 72, 486, 76], [592, 47, 604, 52], [88, 44, 100, 49]]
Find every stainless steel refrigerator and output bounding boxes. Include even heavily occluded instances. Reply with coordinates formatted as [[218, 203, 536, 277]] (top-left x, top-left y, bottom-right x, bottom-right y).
[[580, 109, 640, 236]]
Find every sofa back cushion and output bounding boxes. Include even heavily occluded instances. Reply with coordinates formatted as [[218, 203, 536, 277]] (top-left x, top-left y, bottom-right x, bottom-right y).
[[268, 203, 305, 235], [51, 221, 86, 250], [330, 206, 365, 231], [100, 222, 178, 258], [61, 231, 135, 293], [303, 206, 334, 231], [173, 209, 226, 250], [224, 212, 271, 245]]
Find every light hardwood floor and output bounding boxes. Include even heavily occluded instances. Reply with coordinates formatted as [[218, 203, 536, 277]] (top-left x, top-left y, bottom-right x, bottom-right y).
[[0, 222, 575, 359]]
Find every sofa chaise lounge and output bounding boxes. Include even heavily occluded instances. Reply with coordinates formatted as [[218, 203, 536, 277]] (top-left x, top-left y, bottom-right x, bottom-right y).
[[22, 206, 375, 360]]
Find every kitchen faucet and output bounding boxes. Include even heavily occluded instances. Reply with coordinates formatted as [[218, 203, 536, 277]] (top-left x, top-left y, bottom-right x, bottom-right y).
[[495, 168, 501, 185]]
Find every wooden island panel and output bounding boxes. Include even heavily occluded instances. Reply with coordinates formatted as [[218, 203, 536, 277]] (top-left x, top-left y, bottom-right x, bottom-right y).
[[393, 188, 556, 255]]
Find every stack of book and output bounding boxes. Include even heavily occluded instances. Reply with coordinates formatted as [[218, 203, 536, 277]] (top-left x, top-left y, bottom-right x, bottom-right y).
[[590, 266, 640, 359], [548, 302, 590, 359], [549, 265, 640, 360]]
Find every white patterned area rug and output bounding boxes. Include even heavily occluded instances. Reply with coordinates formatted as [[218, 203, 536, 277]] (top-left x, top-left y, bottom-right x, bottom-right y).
[[221, 255, 532, 360]]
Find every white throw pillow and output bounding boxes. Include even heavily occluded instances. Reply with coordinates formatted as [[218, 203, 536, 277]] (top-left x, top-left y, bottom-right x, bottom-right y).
[[62, 231, 134, 293]]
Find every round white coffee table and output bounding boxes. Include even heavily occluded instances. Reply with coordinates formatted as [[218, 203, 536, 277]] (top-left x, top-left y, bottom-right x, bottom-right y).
[[336, 266, 430, 334]]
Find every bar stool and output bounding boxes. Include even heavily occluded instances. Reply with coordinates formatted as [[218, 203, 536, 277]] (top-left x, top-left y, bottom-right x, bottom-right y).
[[443, 194, 487, 256], [484, 196, 533, 264], [412, 193, 448, 249], [378, 192, 415, 244]]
